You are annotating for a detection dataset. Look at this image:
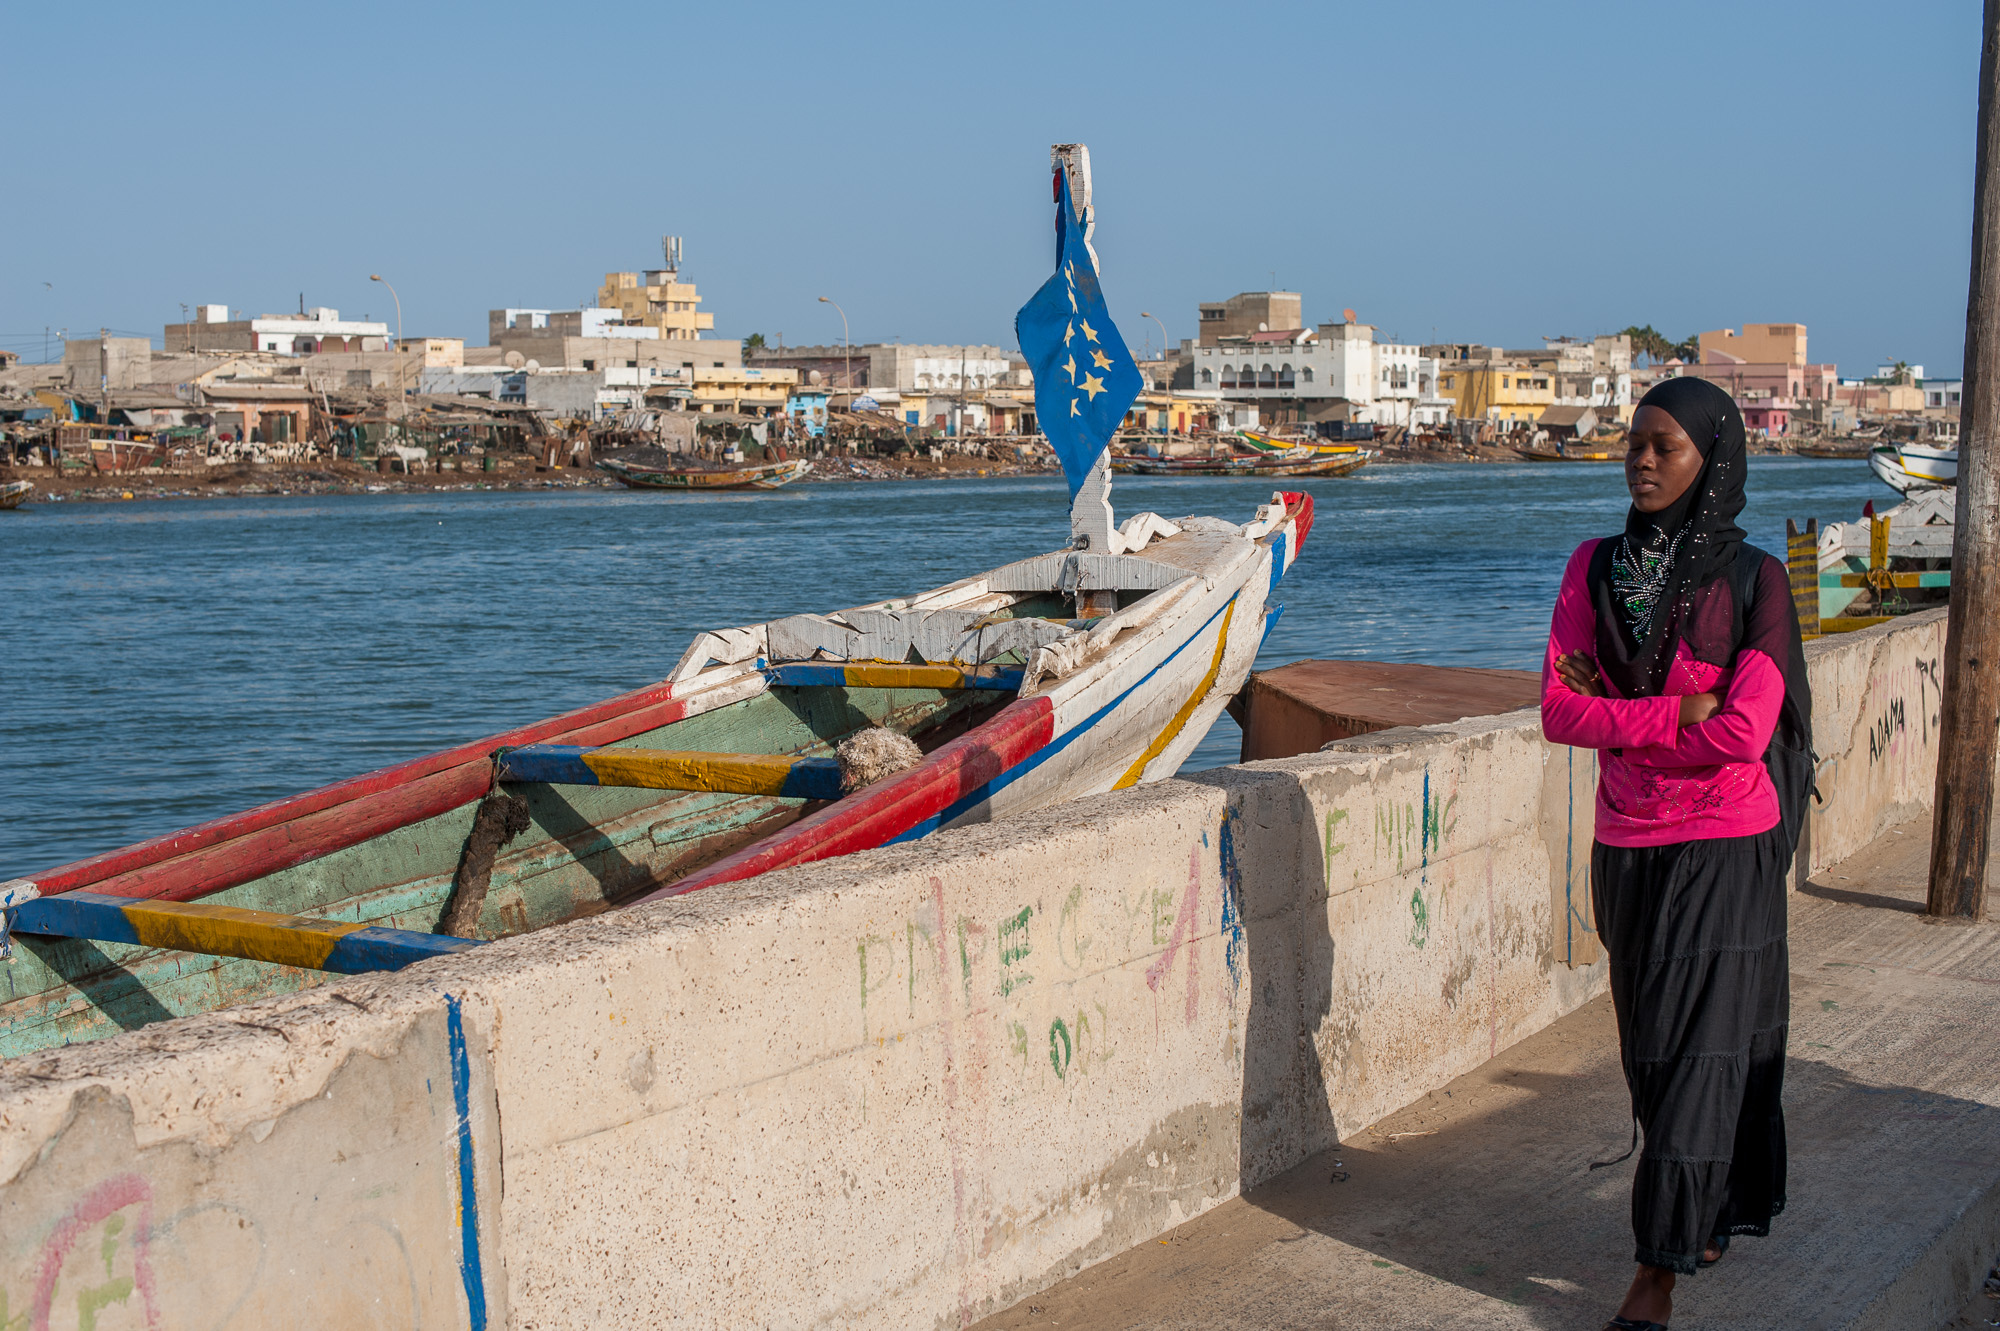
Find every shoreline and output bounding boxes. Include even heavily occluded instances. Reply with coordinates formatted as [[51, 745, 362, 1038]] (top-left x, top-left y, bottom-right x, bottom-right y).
[[0, 441, 1825, 506]]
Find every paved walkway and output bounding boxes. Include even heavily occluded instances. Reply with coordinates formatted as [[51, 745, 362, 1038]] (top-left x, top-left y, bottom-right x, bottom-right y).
[[973, 821, 2000, 1330]]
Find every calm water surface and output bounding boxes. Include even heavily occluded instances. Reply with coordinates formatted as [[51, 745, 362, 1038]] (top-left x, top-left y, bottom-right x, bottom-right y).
[[3, 458, 1884, 877]]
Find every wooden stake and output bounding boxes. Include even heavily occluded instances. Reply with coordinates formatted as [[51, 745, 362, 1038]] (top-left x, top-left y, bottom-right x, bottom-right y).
[[1929, 0, 2000, 920]]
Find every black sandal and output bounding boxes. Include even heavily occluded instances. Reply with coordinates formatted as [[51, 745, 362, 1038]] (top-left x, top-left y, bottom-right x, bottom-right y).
[[1698, 1233, 1731, 1268], [1604, 1319, 1668, 1330]]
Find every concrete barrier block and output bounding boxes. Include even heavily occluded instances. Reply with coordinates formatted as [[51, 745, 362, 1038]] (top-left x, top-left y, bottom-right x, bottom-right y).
[[0, 998, 503, 1328]]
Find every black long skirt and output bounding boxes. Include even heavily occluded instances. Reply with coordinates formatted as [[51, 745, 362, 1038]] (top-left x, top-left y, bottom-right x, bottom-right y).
[[1591, 823, 1790, 1274]]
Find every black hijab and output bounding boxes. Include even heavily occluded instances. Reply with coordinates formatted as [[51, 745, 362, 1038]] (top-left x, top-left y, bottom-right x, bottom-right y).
[[1587, 376, 1748, 698]]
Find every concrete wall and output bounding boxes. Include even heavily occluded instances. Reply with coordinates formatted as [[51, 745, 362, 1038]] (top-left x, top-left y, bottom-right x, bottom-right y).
[[0, 611, 1949, 1329]]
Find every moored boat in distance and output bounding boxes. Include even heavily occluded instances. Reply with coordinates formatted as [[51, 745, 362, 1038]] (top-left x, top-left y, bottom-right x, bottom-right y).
[[0, 480, 32, 510], [1868, 444, 1952, 494], [1129, 450, 1368, 478], [598, 447, 811, 491], [1510, 441, 1621, 462]]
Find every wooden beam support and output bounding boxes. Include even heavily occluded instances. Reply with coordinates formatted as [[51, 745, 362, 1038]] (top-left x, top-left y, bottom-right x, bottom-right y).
[[498, 744, 846, 801], [10, 892, 480, 973], [765, 662, 1025, 692], [1931, 0, 2000, 920]]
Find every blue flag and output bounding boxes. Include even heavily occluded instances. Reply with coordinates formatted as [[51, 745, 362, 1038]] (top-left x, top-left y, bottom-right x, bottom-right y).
[[1015, 172, 1143, 499]]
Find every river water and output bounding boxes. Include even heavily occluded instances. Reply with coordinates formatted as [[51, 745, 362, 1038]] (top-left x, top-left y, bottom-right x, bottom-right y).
[[2, 458, 1883, 878]]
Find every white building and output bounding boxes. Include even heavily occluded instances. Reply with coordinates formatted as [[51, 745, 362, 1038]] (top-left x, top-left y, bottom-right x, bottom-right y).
[[1191, 322, 1451, 426], [163, 305, 391, 356], [491, 308, 660, 341]]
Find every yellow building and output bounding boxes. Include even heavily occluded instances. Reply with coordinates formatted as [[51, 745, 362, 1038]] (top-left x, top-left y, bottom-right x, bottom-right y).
[[690, 365, 798, 414], [1435, 362, 1555, 427], [598, 265, 716, 341], [1698, 323, 1806, 367]]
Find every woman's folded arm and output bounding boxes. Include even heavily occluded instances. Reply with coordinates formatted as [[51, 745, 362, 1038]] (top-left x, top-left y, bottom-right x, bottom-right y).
[[1623, 648, 1784, 767]]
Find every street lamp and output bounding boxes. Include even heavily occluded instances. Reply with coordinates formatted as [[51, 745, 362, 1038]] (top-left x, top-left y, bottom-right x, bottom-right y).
[[370, 273, 405, 424], [1140, 311, 1170, 440], [818, 296, 851, 396]]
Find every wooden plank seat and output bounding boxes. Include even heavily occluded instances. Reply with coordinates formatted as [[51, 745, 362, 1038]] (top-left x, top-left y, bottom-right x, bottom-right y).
[[763, 662, 1025, 691], [9, 892, 482, 973], [498, 745, 847, 801]]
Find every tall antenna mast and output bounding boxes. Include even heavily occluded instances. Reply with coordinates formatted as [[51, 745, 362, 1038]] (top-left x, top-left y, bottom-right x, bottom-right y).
[[660, 235, 682, 277]]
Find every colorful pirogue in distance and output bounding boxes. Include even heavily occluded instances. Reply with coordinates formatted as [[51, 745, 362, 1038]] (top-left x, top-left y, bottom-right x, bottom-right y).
[[597, 449, 811, 491], [0, 144, 1313, 1056]]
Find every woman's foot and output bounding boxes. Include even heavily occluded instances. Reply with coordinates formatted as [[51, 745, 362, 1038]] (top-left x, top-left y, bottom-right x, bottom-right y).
[[1699, 1233, 1729, 1267], [1607, 1263, 1675, 1328]]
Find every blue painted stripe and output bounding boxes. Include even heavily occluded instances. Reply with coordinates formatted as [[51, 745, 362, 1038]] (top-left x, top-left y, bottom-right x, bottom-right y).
[[1259, 603, 1285, 649], [887, 594, 1240, 844], [322, 927, 485, 974], [13, 895, 141, 946], [494, 745, 600, 786], [1267, 531, 1289, 599], [447, 996, 489, 1331]]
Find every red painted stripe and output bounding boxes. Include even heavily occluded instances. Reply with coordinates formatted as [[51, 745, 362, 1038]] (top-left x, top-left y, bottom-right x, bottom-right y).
[[1279, 490, 1314, 550], [32, 684, 693, 901], [629, 696, 1056, 904]]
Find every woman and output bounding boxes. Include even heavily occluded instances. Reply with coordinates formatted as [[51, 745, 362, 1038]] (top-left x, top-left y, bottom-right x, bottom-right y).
[[1540, 376, 1813, 1331]]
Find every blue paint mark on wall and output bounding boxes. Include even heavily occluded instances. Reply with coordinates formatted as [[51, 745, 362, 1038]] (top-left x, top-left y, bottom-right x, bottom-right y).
[[446, 996, 489, 1331], [1219, 808, 1244, 993]]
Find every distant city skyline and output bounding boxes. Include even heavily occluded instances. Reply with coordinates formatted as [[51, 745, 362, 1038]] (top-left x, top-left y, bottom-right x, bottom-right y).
[[4, 0, 1981, 377]]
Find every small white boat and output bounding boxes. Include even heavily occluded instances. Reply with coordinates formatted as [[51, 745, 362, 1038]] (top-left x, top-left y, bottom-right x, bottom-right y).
[[1869, 445, 1946, 494], [1899, 442, 1959, 483], [0, 480, 31, 510]]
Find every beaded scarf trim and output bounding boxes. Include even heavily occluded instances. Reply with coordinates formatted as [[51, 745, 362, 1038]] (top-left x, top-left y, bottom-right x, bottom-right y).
[[1610, 528, 1686, 644]]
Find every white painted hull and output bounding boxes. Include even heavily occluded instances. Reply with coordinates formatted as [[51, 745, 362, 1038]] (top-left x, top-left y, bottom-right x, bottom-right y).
[[1870, 447, 1945, 494], [656, 493, 1310, 845], [1899, 443, 1958, 483]]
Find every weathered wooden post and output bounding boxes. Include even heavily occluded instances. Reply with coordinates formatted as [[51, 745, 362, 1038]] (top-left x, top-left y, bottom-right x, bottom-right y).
[[1929, 0, 2000, 920]]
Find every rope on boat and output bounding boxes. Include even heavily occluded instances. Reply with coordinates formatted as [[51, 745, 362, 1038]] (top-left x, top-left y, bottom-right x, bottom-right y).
[[443, 792, 532, 938]]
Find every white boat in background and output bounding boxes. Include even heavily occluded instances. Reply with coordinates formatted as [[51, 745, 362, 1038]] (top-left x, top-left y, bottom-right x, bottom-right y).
[[1869, 445, 1949, 494], [0, 480, 32, 510], [1899, 442, 1959, 483]]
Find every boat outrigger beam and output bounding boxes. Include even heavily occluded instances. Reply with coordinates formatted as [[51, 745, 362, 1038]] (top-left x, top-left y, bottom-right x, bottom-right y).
[[765, 662, 1025, 691], [498, 745, 848, 801], [6, 890, 482, 974]]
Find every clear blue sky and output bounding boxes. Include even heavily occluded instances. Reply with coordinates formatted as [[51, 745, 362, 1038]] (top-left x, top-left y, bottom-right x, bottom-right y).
[[3, 1, 1980, 375]]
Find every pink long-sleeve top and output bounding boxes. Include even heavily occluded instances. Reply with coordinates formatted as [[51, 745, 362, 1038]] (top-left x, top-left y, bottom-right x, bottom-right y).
[[1541, 539, 1785, 846]]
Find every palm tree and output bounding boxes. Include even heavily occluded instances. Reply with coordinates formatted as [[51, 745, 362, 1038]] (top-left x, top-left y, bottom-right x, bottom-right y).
[[1619, 325, 1675, 365]]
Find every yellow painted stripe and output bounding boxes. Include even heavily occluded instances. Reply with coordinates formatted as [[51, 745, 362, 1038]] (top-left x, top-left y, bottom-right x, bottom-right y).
[[123, 901, 365, 971], [1114, 598, 1239, 790], [844, 664, 968, 690], [581, 748, 802, 796]]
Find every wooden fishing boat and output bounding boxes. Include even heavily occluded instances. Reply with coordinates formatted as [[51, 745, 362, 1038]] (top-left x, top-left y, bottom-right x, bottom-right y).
[[1510, 442, 1620, 462], [1130, 450, 1369, 478], [1789, 489, 1953, 635], [1868, 444, 1949, 494], [1793, 442, 1871, 460], [0, 142, 1315, 1058], [0, 490, 1312, 1056], [0, 480, 31, 510], [598, 450, 812, 491]]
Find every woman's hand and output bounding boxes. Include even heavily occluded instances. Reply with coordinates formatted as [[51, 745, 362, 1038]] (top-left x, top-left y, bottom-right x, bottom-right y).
[[1555, 653, 1607, 697], [1678, 692, 1722, 726]]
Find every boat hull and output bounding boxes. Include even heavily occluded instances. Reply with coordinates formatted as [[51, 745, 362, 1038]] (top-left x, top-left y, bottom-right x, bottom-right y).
[[600, 457, 812, 491], [1130, 453, 1367, 478], [1870, 446, 1947, 494], [1899, 444, 1959, 483], [0, 481, 30, 510]]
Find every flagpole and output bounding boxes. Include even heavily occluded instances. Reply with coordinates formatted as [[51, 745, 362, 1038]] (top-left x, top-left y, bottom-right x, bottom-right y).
[[1052, 143, 1119, 567]]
